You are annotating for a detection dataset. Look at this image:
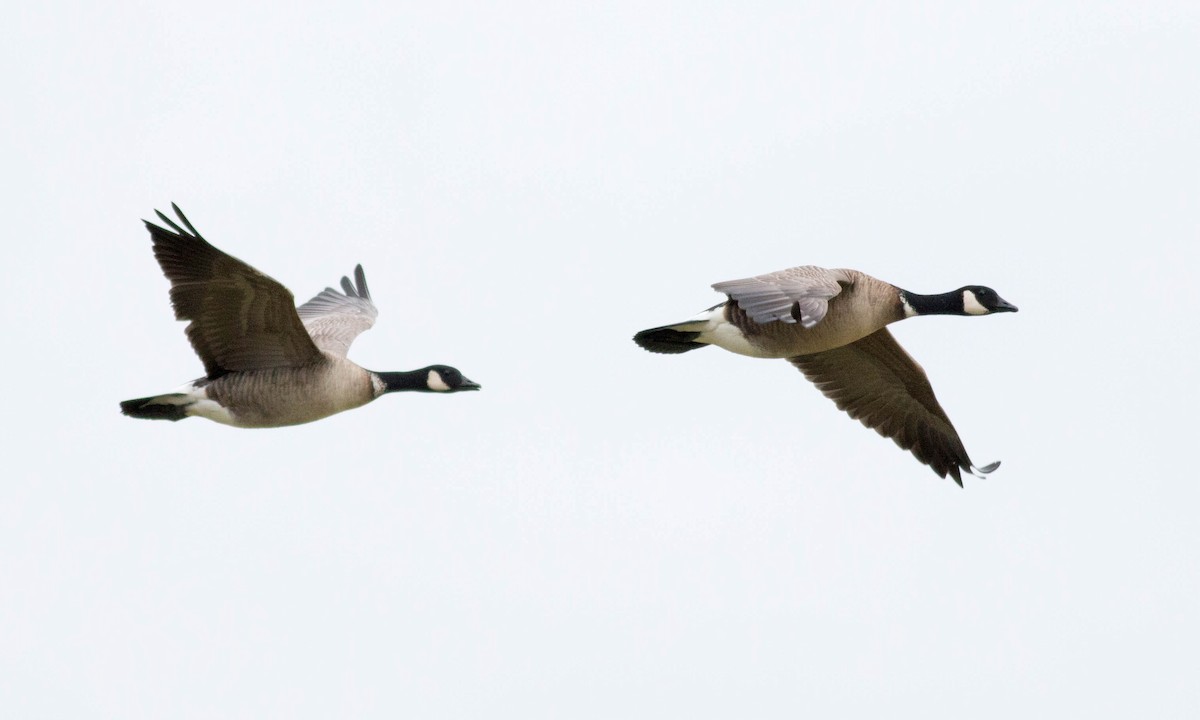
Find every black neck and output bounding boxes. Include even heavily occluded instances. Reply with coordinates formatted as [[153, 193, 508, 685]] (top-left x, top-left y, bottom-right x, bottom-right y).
[[376, 370, 432, 393], [901, 290, 963, 316]]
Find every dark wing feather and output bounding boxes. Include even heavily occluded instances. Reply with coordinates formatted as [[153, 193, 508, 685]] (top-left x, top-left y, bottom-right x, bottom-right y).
[[143, 204, 322, 378], [788, 328, 997, 485]]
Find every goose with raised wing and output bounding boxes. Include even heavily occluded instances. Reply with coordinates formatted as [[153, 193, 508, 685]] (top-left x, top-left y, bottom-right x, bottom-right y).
[[120, 204, 479, 428], [633, 265, 1016, 485]]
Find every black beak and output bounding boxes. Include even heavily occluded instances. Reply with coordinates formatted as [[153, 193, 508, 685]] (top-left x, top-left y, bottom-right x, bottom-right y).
[[993, 297, 1019, 313], [458, 378, 481, 391]]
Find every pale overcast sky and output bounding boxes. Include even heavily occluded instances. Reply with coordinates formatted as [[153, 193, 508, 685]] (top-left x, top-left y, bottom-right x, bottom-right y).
[[3, 2, 1199, 718]]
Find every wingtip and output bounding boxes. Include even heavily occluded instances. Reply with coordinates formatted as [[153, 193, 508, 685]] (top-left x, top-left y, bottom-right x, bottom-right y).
[[170, 203, 202, 237], [149, 203, 199, 238], [959, 460, 1001, 483], [946, 459, 1000, 487], [354, 264, 370, 299], [336, 265, 370, 299]]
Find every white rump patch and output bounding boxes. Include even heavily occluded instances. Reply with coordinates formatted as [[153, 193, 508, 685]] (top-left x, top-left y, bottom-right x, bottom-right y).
[[671, 305, 775, 358], [427, 369, 451, 392], [705, 321, 778, 358], [188, 399, 236, 426], [682, 306, 723, 326], [962, 290, 988, 315], [179, 386, 236, 425]]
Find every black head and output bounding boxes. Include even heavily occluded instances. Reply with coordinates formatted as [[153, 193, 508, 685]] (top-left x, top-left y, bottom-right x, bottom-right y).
[[958, 286, 1019, 315], [376, 366, 481, 394], [423, 365, 481, 393]]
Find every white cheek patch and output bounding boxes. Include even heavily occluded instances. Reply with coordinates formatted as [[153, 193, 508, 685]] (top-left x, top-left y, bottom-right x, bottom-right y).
[[426, 370, 451, 392], [962, 290, 989, 315]]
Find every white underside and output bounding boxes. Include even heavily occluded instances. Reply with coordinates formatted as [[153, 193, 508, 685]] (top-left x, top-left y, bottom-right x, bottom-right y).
[[171, 383, 237, 426], [680, 307, 778, 358]]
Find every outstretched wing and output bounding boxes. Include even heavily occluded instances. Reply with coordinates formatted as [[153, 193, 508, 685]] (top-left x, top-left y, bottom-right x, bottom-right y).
[[296, 264, 379, 357], [143, 204, 322, 378], [712, 265, 852, 327], [788, 328, 999, 486]]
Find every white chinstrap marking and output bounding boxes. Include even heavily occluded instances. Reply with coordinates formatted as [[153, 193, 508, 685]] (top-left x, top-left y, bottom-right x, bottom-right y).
[[426, 369, 452, 391], [962, 290, 988, 315]]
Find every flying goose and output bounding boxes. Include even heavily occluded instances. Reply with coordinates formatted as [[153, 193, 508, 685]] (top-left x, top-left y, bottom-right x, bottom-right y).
[[632, 265, 1017, 485], [120, 204, 479, 428]]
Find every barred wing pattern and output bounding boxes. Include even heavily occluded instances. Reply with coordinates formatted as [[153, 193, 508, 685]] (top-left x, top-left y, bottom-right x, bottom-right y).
[[296, 265, 380, 358]]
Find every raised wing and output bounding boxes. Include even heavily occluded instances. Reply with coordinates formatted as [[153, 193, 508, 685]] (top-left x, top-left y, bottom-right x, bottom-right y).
[[296, 265, 379, 357], [788, 328, 999, 485], [712, 265, 852, 328], [143, 204, 322, 378]]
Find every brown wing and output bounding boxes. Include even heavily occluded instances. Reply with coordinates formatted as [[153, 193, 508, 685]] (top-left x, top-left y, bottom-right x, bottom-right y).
[[143, 204, 322, 378], [788, 328, 998, 485]]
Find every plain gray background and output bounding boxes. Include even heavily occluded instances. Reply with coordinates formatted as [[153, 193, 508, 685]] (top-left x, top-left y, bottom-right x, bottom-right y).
[[4, 1, 1198, 717]]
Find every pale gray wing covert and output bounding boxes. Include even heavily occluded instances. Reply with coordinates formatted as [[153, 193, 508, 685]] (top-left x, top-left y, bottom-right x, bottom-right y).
[[296, 264, 380, 357], [712, 266, 852, 327]]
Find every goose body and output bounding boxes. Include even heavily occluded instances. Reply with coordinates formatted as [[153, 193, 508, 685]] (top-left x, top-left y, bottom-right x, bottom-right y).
[[633, 265, 1017, 485], [120, 204, 479, 428]]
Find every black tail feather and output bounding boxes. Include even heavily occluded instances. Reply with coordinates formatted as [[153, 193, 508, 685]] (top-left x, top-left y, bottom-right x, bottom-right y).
[[633, 327, 706, 354], [120, 394, 191, 421]]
